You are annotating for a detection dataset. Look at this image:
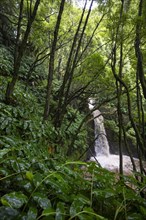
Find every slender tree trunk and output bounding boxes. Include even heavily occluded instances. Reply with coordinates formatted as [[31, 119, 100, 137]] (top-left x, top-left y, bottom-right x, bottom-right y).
[[135, 0, 146, 99], [43, 0, 66, 121], [111, 0, 124, 176], [134, 0, 146, 177], [55, 0, 88, 127], [136, 65, 145, 177], [5, 0, 40, 104], [5, 0, 24, 103], [63, 0, 94, 104], [55, 0, 94, 128]]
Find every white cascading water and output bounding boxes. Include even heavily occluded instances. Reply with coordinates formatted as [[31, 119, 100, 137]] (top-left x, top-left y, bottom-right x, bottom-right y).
[[88, 99, 140, 175], [93, 109, 109, 156]]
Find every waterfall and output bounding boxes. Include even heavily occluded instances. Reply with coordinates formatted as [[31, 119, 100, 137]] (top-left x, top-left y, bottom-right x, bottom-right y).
[[93, 110, 109, 156], [88, 99, 141, 175], [88, 98, 109, 157]]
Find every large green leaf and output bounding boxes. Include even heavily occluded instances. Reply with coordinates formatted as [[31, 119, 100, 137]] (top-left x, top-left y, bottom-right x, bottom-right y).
[[1, 192, 28, 209], [27, 206, 38, 220], [70, 200, 84, 217], [93, 189, 115, 200], [127, 213, 143, 220], [45, 172, 70, 195], [140, 205, 146, 216], [0, 206, 19, 220], [70, 194, 90, 217], [21, 180, 33, 193], [1, 136, 16, 146], [0, 167, 10, 176], [1, 118, 9, 130], [55, 202, 66, 220], [42, 207, 55, 217], [10, 159, 30, 172], [0, 149, 10, 159], [69, 206, 107, 220], [33, 173, 43, 187], [33, 192, 51, 209], [26, 171, 34, 181]]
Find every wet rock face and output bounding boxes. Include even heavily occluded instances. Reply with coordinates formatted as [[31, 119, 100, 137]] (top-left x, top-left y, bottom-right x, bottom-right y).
[[106, 128, 138, 158]]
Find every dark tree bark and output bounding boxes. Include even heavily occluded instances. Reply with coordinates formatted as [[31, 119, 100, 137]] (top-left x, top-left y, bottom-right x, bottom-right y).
[[135, 0, 146, 99], [43, 0, 66, 121], [110, 0, 125, 175], [5, 0, 40, 104], [116, 42, 123, 176]]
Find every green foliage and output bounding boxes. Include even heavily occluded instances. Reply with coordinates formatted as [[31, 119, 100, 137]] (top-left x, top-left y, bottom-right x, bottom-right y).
[[18, 53, 48, 83], [1, 192, 28, 208], [0, 45, 13, 75], [1, 147, 146, 220], [75, 53, 104, 85], [57, 107, 87, 156]]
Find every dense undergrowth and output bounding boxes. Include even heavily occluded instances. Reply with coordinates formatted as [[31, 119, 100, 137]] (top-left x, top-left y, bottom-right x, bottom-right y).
[[0, 75, 146, 219], [1, 144, 146, 220]]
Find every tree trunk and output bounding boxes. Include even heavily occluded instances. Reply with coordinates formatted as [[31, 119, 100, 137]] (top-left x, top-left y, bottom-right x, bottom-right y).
[[55, 0, 88, 127], [110, 0, 125, 175], [135, 0, 146, 99], [43, 0, 66, 121], [55, 0, 94, 128], [5, 0, 40, 104]]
